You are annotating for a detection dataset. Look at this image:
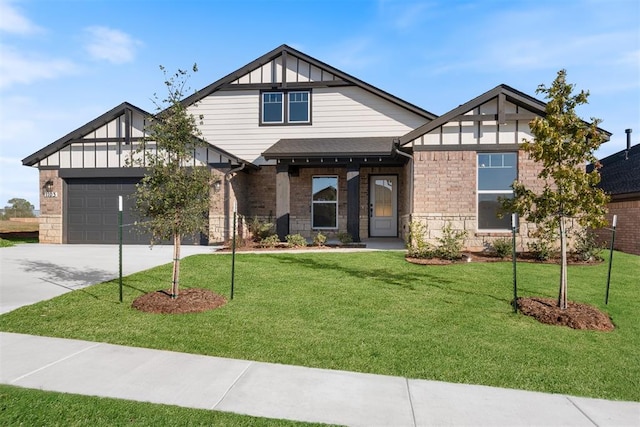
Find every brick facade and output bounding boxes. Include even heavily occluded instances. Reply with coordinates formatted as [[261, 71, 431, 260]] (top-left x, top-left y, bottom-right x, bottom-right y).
[[596, 200, 640, 255], [237, 165, 407, 241], [410, 149, 546, 251]]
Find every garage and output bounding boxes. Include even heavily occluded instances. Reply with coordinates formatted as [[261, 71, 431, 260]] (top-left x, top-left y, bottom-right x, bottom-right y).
[[65, 177, 208, 245], [66, 177, 150, 244]]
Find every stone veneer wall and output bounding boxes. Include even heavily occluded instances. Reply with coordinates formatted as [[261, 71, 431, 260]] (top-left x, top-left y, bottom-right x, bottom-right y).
[[410, 150, 545, 251], [595, 200, 640, 255], [38, 169, 64, 243]]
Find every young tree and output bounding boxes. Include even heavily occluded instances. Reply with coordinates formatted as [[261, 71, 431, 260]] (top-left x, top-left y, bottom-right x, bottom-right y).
[[503, 70, 609, 309], [131, 65, 210, 298]]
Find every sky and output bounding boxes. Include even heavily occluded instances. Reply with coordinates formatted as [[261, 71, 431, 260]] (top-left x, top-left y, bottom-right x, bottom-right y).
[[1, 0, 638, 209]]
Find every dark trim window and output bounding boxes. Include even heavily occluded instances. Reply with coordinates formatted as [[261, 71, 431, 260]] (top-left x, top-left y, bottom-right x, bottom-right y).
[[477, 153, 517, 230], [261, 90, 311, 125], [312, 176, 338, 229]]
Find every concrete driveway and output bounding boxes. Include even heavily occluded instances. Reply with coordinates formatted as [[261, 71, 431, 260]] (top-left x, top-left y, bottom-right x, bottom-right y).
[[0, 244, 215, 314]]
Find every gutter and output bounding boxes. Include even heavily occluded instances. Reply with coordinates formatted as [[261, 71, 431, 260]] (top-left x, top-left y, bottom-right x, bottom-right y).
[[393, 139, 414, 217]]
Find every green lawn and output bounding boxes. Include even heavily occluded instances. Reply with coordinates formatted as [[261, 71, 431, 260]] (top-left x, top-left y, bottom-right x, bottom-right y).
[[0, 385, 333, 426], [1, 251, 638, 402]]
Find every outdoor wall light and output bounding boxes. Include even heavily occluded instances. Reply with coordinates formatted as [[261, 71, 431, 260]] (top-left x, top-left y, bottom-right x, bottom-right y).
[[43, 180, 54, 194], [213, 179, 222, 193]]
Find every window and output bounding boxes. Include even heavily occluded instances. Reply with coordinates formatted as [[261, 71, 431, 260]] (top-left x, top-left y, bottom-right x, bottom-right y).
[[288, 91, 309, 123], [477, 153, 517, 230], [262, 92, 283, 123], [261, 90, 310, 125], [312, 176, 338, 228]]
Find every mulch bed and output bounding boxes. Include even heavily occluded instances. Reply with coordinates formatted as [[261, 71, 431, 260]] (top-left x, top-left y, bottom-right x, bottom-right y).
[[132, 288, 227, 314], [217, 242, 366, 252], [406, 252, 603, 265], [406, 253, 611, 331], [517, 297, 614, 331]]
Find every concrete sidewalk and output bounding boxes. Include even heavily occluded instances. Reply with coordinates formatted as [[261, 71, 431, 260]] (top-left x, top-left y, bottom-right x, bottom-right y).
[[1, 333, 637, 426]]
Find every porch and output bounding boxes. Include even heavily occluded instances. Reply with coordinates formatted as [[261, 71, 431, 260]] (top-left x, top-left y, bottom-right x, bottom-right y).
[[262, 137, 412, 242]]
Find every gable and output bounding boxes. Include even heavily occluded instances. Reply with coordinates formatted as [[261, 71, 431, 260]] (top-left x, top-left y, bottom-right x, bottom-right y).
[[22, 103, 149, 168], [182, 45, 437, 120], [183, 45, 436, 165], [232, 52, 338, 86], [22, 102, 249, 169], [400, 85, 545, 149]]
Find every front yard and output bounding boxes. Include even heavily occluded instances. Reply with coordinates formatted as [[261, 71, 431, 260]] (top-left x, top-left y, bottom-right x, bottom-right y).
[[1, 251, 638, 401]]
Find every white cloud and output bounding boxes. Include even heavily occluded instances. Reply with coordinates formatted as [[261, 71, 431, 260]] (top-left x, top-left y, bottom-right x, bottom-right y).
[[325, 38, 382, 71], [0, 44, 77, 89], [0, 0, 44, 35], [84, 26, 142, 64]]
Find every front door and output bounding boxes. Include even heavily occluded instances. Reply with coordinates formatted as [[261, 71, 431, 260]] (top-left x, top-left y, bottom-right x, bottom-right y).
[[369, 175, 398, 237]]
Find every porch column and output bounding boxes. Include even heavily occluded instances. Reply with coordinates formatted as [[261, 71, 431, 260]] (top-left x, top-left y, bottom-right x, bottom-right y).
[[275, 164, 290, 241], [346, 165, 361, 242]]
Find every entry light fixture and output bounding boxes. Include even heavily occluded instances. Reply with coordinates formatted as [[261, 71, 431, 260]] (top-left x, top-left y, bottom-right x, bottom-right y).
[[43, 180, 54, 194], [213, 179, 222, 193]]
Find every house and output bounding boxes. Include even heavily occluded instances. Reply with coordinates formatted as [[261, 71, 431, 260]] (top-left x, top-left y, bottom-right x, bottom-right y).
[[592, 131, 640, 255], [22, 44, 605, 249]]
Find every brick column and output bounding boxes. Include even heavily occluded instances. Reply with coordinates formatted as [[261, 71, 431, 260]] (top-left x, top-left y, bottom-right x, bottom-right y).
[[39, 169, 63, 243]]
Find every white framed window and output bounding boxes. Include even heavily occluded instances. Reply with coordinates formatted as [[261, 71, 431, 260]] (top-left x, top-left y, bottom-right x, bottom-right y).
[[288, 91, 309, 123], [262, 92, 283, 123], [312, 176, 338, 229], [477, 153, 517, 230], [261, 90, 310, 125]]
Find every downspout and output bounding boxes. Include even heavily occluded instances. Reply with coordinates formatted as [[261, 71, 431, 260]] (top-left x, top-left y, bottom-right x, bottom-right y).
[[223, 163, 246, 242], [393, 139, 414, 236]]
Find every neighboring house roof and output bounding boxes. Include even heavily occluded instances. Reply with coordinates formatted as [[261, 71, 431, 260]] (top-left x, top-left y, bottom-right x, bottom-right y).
[[22, 102, 252, 168], [593, 143, 640, 197], [398, 84, 611, 146], [263, 137, 396, 159], [180, 44, 437, 121]]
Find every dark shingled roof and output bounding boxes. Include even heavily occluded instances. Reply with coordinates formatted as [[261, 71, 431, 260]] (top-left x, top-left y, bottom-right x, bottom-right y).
[[594, 144, 640, 196], [262, 137, 396, 159]]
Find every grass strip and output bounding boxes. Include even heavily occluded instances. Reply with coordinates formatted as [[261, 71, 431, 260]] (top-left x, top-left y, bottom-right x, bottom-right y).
[[0, 384, 334, 426]]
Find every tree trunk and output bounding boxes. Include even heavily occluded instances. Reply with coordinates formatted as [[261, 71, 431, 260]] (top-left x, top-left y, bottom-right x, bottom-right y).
[[171, 233, 181, 299], [557, 217, 568, 309]]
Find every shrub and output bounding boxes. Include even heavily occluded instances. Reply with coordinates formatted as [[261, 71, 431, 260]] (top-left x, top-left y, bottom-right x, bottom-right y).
[[573, 229, 604, 262], [248, 216, 275, 242], [406, 221, 436, 258], [337, 232, 353, 245], [0, 238, 15, 248], [492, 238, 513, 258], [527, 239, 554, 261], [285, 233, 307, 248], [231, 234, 246, 248], [435, 222, 467, 260], [313, 232, 327, 247], [259, 234, 280, 248]]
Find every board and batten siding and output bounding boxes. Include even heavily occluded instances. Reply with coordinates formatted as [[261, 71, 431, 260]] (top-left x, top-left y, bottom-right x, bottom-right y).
[[34, 108, 237, 169], [408, 99, 535, 147], [191, 86, 429, 164], [232, 54, 338, 85]]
